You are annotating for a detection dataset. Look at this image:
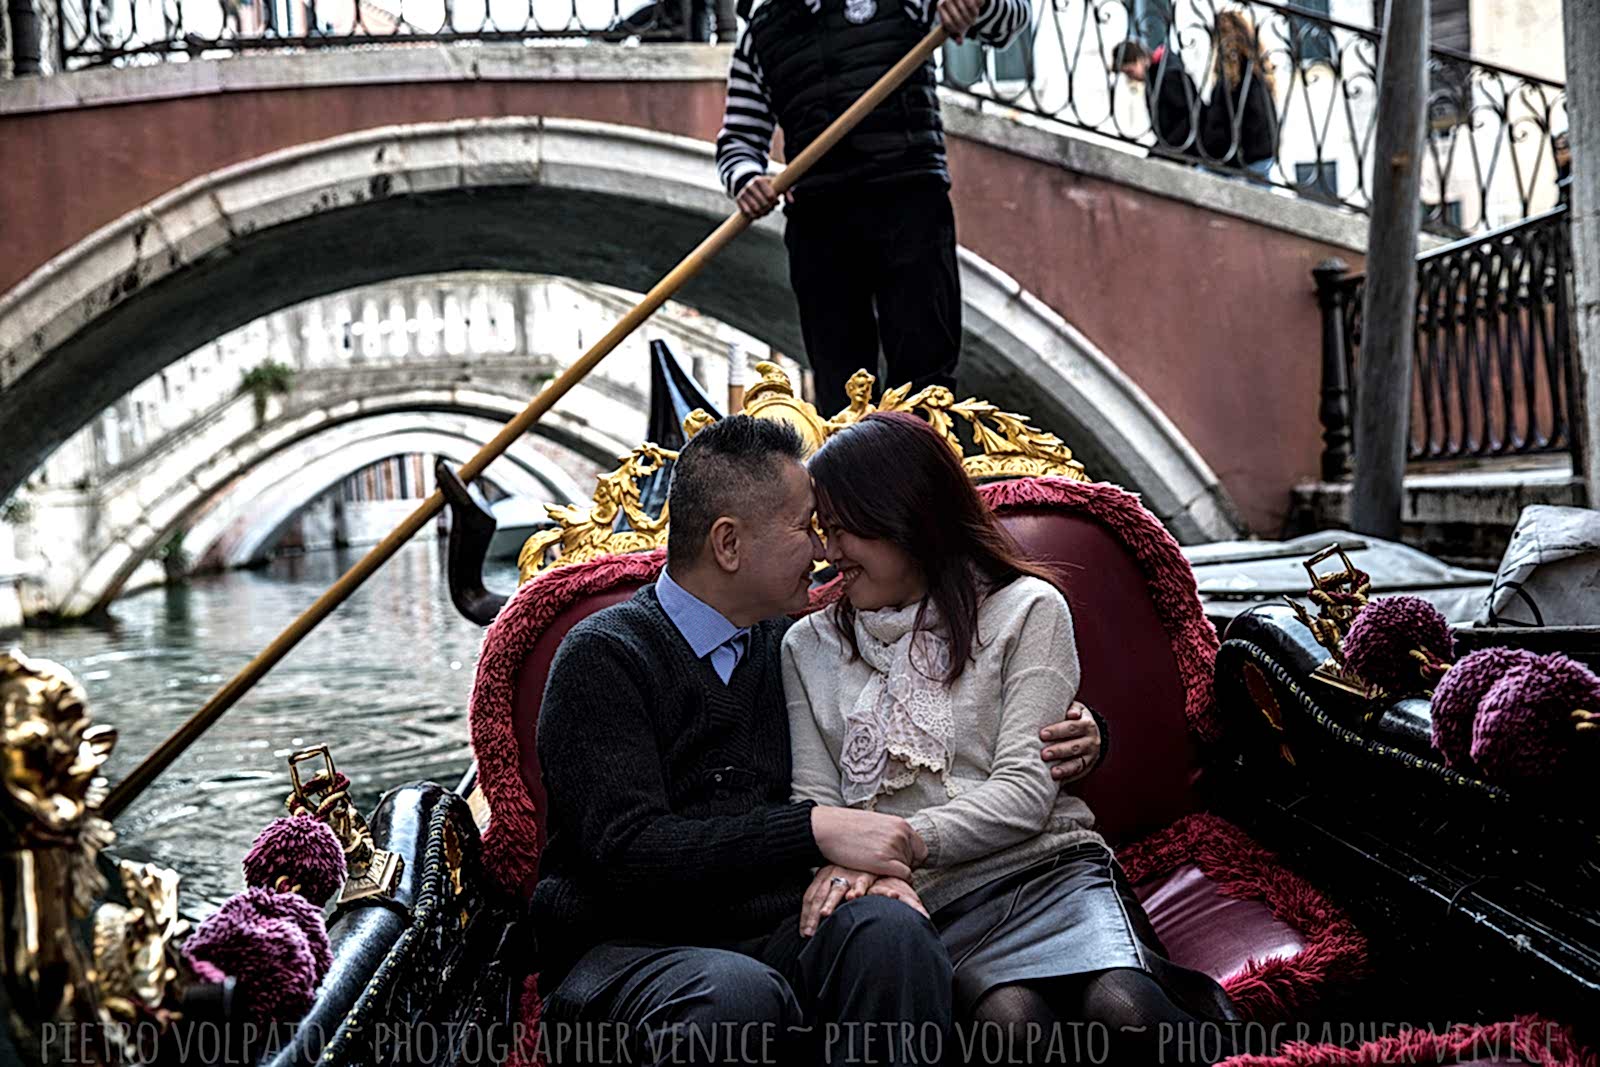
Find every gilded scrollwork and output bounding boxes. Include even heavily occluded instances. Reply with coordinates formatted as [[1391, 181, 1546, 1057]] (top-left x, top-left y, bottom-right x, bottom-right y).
[[91, 861, 186, 1024], [516, 444, 678, 585], [517, 365, 1090, 579], [0, 649, 122, 1064]]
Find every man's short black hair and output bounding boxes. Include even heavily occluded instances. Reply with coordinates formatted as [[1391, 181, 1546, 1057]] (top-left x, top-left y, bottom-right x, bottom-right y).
[[666, 415, 807, 570], [1112, 39, 1149, 67]]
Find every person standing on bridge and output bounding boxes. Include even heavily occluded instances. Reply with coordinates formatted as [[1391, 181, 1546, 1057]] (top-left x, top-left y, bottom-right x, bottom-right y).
[[715, 0, 1030, 416]]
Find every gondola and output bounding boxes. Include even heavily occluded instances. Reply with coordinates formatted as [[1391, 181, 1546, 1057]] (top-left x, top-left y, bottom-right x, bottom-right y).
[[6, 20, 1598, 1064], [5, 349, 1597, 1067]]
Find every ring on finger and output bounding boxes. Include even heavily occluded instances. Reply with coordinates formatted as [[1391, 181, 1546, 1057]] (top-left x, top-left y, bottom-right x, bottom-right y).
[[829, 876, 851, 889]]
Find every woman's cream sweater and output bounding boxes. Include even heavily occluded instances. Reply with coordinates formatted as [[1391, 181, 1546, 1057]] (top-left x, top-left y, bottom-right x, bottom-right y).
[[782, 576, 1105, 915]]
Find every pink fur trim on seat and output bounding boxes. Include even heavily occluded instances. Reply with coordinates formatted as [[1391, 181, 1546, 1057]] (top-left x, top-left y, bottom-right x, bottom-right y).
[[1218, 1015, 1596, 1066], [469, 548, 666, 896], [1118, 812, 1369, 1023], [977, 477, 1223, 741]]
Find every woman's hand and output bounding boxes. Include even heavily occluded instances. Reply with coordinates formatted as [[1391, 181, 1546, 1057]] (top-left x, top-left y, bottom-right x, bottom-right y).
[[866, 876, 930, 919], [801, 865, 873, 937]]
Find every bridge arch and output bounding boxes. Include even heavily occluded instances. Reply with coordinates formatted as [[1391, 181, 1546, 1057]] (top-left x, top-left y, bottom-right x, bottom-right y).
[[0, 117, 1239, 542], [183, 415, 580, 571], [54, 402, 592, 617]]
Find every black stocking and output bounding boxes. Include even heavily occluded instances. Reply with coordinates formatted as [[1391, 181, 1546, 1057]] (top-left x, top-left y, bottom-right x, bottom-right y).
[[960, 971, 1233, 1066], [1076, 968, 1235, 1066]]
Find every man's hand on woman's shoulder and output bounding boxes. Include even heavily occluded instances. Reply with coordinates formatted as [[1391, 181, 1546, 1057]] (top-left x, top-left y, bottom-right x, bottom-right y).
[[1040, 700, 1102, 784]]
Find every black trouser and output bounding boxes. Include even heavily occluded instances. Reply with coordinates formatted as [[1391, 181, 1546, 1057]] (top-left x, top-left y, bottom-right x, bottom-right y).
[[783, 178, 962, 417], [542, 896, 953, 1065]]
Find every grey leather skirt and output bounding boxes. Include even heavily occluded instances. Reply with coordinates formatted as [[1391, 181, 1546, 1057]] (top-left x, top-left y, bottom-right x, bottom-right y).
[[932, 840, 1238, 1021]]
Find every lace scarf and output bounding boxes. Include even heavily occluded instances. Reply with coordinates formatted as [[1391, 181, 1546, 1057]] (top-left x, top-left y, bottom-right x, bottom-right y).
[[838, 601, 958, 807]]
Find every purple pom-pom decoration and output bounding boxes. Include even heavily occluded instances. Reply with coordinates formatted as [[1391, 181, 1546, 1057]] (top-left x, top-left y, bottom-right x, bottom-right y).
[[1430, 647, 1539, 770], [183, 894, 319, 1025], [1470, 653, 1600, 786], [243, 815, 347, 905], [1343, 595, 1455, 694], [228, 885, 333, 981], [186, 956, 228, 986]]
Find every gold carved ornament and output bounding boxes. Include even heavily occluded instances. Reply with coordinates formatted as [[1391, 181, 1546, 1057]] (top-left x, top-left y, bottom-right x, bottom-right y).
[[516, 443, 677, 585], [517, 365, 1089, 582], [1, 649, 189, 1066], [91, 862, 187, 1029]]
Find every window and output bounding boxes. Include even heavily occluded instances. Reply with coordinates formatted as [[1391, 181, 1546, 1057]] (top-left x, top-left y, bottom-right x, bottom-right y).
[[1370, 0, 1470, 52], [942, 28, 1032, 89], [1128, 0, 1172, 47], [1285, 0, 1333, 64], [1296, 161, 1339, 200], [1425, 199, 1465, 231]]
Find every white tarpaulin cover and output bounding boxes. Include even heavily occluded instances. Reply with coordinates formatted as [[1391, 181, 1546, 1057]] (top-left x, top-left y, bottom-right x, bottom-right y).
[[1480, 505, 1600, 627]]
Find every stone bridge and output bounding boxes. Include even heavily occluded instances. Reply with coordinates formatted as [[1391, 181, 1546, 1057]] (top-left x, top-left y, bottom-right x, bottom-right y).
[[12, 266, 764, 617]]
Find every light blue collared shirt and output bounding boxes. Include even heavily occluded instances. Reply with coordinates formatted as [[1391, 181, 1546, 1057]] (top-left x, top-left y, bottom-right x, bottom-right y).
[[655, 567, 750, 685]]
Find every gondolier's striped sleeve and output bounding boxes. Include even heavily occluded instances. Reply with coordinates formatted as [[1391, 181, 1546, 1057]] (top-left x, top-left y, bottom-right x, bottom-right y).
[[903, 0, 1031, 46], [715, 27, 776, 199]]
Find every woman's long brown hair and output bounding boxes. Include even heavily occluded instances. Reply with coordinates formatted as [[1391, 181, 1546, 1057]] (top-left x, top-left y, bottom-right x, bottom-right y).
[[1215, 10, 1276, 96], [808, 411, 1065, 684]]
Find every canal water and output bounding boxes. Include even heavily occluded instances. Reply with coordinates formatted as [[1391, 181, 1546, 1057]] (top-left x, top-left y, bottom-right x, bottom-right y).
[[12, 541, 516, 915]]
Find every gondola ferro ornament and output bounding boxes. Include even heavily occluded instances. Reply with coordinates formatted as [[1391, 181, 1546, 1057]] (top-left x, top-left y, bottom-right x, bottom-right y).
[[1284, 544, 1386, 700], [285, 746, 401, 903]]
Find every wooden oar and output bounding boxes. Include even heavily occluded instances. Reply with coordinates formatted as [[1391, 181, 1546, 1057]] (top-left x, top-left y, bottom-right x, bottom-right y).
[[103, 25, 951, 819]]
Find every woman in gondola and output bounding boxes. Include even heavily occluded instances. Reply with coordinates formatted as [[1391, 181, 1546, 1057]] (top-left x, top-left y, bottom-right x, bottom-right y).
[[781, 412, 1238, 1065]]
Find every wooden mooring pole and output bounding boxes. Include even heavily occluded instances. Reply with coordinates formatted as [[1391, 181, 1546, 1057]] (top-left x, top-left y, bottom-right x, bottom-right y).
[[1563, 0, 1600, 506], [1351, 0, 1428, 539]]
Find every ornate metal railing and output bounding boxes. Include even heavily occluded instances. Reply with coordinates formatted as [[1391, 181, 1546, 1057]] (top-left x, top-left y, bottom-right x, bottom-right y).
[[938, 0, 1567, 235], [49, 0, 724, 66], [1314, 205, 1579, 473], [12, 0, 1567, 235]]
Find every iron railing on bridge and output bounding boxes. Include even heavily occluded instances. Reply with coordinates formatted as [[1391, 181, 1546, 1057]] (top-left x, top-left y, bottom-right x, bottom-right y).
[[942, 0, 1567, 236], [29, 0, 1568, 236], [1313, 205, 1579, 477]]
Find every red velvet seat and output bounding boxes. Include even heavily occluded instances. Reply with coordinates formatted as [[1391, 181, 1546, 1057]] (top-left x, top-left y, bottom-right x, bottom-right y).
[[1214, 1014, 1595, 1065], [468, 476, 1367, 1025]]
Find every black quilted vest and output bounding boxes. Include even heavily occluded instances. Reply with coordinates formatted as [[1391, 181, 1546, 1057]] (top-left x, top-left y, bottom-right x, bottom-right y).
[[750, 0, 947, 194]]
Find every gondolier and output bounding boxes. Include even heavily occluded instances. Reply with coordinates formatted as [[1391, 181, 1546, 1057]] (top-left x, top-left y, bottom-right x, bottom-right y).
[[715, 0, 1029, 415]]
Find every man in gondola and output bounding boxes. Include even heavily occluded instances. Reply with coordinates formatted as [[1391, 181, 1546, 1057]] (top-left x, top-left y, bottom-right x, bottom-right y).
[[532, 415, 1102, 1065], [714, 0, 1030, 417]]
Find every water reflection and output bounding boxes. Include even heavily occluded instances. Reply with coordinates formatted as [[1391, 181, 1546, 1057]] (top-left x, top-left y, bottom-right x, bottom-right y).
[[13, 542, 516, 914]]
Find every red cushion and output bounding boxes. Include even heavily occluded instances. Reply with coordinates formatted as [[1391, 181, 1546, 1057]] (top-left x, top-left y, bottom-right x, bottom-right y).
[[1135, 863, 1306, 985], [1001, 508, 1200, 842], [512, 581, 646, 858]]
